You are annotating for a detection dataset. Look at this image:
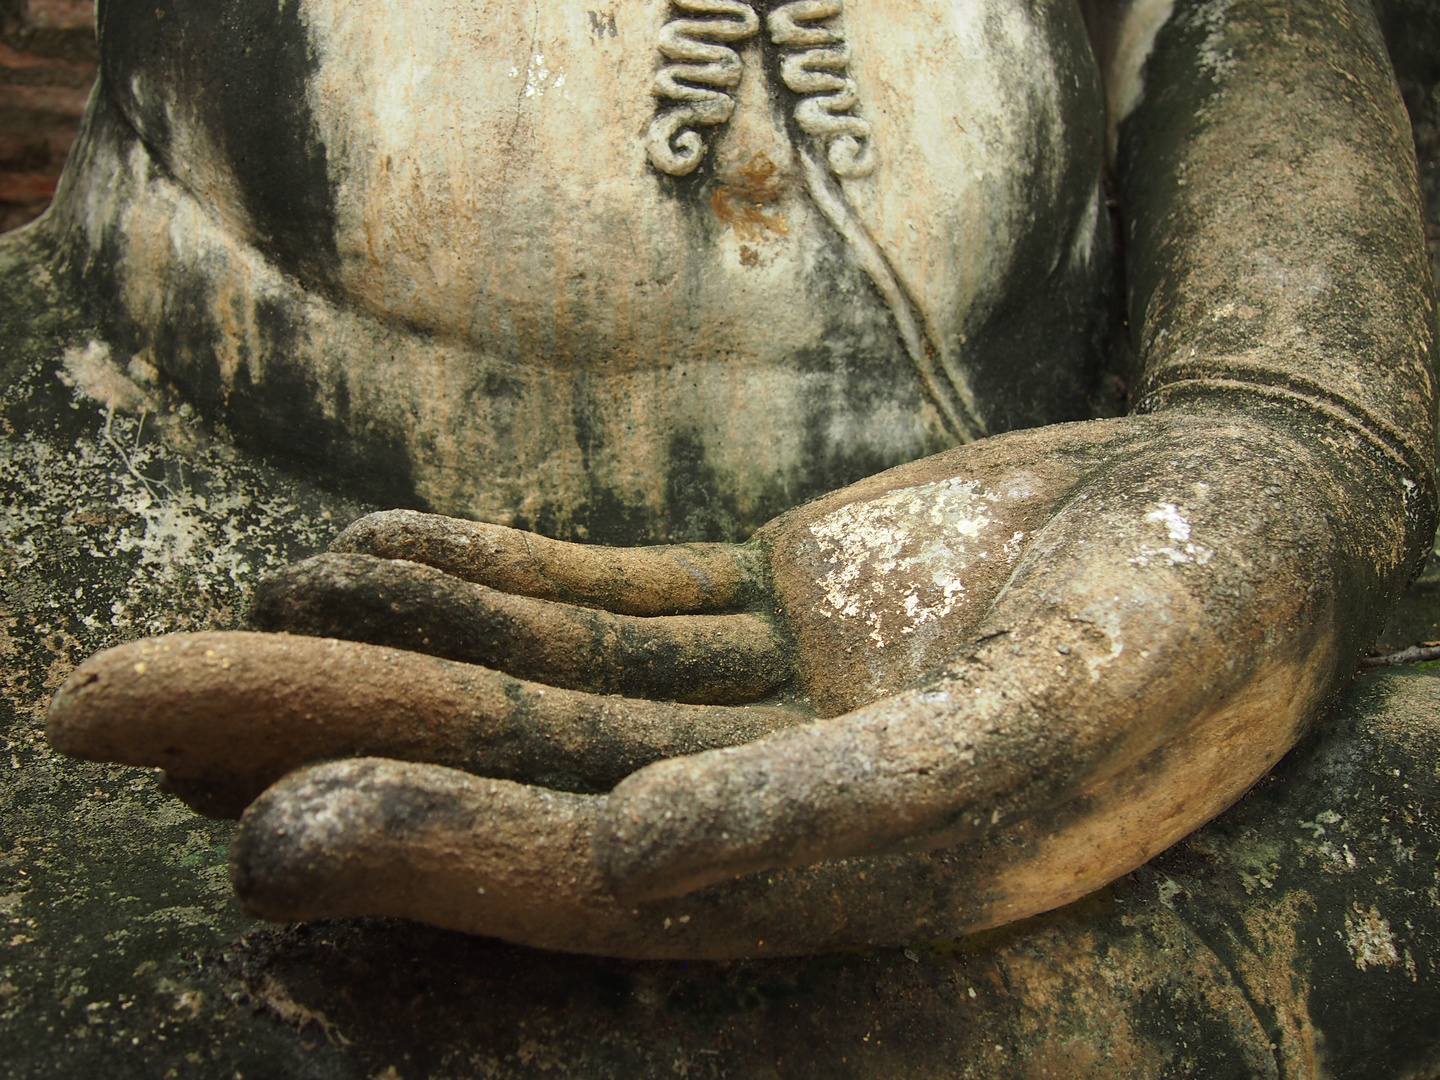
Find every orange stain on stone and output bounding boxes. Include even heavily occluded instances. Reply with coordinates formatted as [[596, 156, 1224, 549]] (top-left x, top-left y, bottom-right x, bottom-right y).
[[711, 152, 790, 242]]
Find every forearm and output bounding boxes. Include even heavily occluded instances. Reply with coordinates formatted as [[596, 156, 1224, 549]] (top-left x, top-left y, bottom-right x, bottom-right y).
[[1115, 0, 1436, 560]]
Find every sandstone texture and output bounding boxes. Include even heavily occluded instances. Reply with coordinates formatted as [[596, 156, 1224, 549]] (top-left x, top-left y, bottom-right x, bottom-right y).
[[1, 0, 1439, 1075]]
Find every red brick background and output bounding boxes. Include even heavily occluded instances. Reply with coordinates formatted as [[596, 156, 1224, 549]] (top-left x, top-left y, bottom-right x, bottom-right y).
[[0, 0, 95, 233]]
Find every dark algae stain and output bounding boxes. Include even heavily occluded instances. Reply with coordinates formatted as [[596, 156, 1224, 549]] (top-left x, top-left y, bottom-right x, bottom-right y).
[[228, 301, 420, 512], [98, 0, 340, 287], [544, 485, 656, 547], [61, 119, 416, 510], [90, 236, 423, 511], [664, 430, 739, 543]]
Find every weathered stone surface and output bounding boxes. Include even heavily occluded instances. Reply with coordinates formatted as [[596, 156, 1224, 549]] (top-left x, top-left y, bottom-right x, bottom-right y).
[[35, 0, 1422, 959], [3, 0, 1440, 1074], [51, 0, 1117, 539], [1, 379, 1437, 1072], [48, 630, 802, 818]]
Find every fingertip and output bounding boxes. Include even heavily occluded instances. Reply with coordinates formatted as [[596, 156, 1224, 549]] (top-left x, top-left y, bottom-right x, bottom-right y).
[[231, 757, 525, 924], [231, 760, 630, 950], [327, 508, 427, 556], [44, 667, 93, 756], [244, 554, 334, 632], [592, 766, 737, 904], [45, 645, 137, 761], [230, 759, 384, 921], [244, 552, 386, 634], [243, 564, 296, 633]]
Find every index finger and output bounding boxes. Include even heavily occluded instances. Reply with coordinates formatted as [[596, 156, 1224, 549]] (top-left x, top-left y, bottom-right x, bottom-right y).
[[332, 510, 769, 615]]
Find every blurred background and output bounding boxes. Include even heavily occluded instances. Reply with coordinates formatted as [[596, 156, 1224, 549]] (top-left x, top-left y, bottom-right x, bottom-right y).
[[0, 0, 95, 234]]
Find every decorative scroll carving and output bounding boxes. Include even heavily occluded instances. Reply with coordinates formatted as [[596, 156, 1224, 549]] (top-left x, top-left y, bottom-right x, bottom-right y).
[[642, 0, 982, 441], [768, 0, 874, 178], [645, 0, 760, 176]]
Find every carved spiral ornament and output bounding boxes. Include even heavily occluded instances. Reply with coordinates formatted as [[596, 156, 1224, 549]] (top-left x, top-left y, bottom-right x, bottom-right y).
[[768, 0, 874, 178], [641, 0, 978, 441], [646, 0, 761, 176]]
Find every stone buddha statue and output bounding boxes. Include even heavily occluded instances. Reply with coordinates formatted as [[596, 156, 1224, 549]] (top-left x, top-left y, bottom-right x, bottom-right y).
[[5, 0, 1439, 1072], [62, 0, 1117, 533]]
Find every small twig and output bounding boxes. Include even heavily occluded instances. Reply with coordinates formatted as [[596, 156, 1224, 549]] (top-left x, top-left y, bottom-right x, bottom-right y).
[[1360, 645, 1440, 668], [101, 407, 174, 502]]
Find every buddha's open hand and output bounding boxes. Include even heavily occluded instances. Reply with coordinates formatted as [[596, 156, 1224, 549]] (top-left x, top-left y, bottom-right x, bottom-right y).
[[45, 403, 1420, 954]]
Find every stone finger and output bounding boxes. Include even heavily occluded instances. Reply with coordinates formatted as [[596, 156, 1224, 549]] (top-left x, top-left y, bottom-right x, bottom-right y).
[[230, 758, 613, 941], [248, 552, 793, 703], [330, 509, 768, 615], [46, 631, 806, 818], [228, 722, 1302, 959]]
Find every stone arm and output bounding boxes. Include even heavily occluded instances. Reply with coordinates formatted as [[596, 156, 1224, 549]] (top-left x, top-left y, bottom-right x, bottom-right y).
[[47, 0, 1437, 956]]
